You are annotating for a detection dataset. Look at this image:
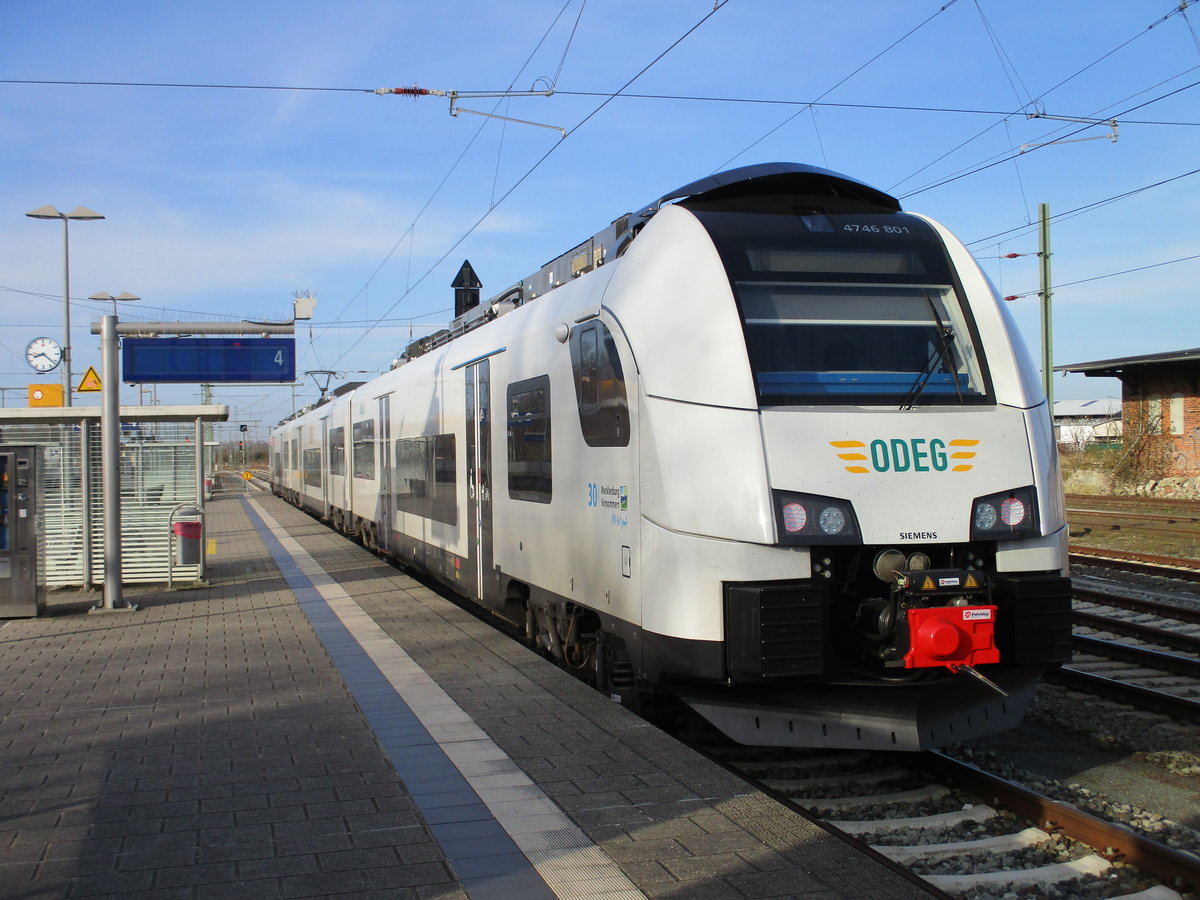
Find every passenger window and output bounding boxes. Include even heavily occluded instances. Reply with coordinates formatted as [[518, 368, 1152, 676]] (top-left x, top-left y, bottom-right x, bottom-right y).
[[569, 323, 629, 447], [394, 434, 457, 525], [302, 448, 322, 487], [352, 419, 376, 479], [329, 426, 345, 475], [507, 375, 552, 503]]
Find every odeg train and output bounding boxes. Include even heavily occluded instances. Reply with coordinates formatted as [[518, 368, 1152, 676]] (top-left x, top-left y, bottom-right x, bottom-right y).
[[271, 162, 1072, 751]]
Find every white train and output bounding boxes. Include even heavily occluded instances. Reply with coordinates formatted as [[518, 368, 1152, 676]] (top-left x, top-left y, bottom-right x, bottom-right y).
[[271, 162, 1072, 751]]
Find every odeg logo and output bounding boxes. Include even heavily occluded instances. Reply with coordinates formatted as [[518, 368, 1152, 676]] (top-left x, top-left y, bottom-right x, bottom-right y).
[[830, 438, 979, 474]]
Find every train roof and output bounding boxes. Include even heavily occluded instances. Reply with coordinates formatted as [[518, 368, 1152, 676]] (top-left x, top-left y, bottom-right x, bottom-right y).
[[403, 163, 901, 363]]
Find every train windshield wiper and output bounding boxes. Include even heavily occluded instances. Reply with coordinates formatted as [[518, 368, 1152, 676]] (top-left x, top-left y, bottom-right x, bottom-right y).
[[900, 291, 963, 410]]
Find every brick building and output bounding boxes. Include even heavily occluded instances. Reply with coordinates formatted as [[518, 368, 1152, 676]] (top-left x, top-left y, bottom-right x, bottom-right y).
[[1057, 348, 1200, 477]]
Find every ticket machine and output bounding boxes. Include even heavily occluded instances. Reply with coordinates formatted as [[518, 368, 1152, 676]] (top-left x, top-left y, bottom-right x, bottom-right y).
[[0, 446, 43, 617]]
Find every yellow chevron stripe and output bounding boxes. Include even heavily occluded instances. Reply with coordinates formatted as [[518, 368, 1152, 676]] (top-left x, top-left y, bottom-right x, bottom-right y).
[[844, 466, 870, 474], [838, 453, 868, 461], [952, 464, 974, 472], [830, 440, 866, 448]]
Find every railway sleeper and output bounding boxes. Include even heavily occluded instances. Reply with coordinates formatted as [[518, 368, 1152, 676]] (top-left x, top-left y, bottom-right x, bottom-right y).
[[760, 765, 911, 794], [922, 853, 1113, 893], [794, 782, 950, 812], [831, 803, 998, 835], [873, 824, 1052, 865]]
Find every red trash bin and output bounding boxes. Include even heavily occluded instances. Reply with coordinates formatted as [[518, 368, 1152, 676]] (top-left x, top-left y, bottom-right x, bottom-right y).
[[174, 520, 203, 565]]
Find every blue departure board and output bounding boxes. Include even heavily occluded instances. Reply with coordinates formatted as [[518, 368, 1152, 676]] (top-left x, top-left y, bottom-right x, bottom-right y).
[[122, 338, 296, 383]]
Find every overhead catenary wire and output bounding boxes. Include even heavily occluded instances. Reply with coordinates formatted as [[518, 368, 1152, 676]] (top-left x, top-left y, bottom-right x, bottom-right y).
[[300, 0, 590, 377], [898, 75, 1200, 199], [713, 0, 963, 171], [1002, 252, 1200, 300], [322, 0, 735, 374], [888, 1, 1197, 194], [12, 78, 1198, 126], [965, 167, 1200, 246]]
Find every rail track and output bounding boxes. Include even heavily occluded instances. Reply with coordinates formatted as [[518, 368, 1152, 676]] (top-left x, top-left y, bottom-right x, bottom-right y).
[[1056, 579, 1200, 724], [689, 556, 1200, 896], [1071, 547, 1200, 581], [701, 742, 1200, 898], [1066, 493, 1200, 569]]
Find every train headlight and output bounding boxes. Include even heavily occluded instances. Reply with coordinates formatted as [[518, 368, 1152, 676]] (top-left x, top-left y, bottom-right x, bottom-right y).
[[974, 502, 998, 531], [1000, 496, 1026, 526], [772, 491, 860, 546], [819, 506, 846, 535], [970, 486, 1038, 540], [782, 502, 808, 533]]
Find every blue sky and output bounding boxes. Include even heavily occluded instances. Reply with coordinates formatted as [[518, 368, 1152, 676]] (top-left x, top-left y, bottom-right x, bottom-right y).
[[3, 0, 1198, 436]]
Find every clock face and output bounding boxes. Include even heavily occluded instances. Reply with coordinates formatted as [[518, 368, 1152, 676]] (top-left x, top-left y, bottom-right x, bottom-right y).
[[26, 337, 62, 373]]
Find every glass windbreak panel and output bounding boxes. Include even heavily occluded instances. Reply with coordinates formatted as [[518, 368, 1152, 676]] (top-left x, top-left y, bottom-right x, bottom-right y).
[[697, 209, 992, 406]]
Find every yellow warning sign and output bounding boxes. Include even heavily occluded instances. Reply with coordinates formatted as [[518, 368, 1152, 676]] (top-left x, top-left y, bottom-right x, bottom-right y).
[[921, 575, 936, 590], [243, 471, 253, 481], [965, 574, 979, 589], [78, 366, 102, 392]]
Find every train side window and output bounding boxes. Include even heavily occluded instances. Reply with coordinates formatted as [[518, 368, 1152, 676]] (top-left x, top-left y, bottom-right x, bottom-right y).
[[569, 322, 629, 447], [302, 448, 322, 487], [290, 438, 299, 470], [394, 434, 458, 525], [352, 419, 376, 479], [507, 375, 552, 503], [329, 426, 345, 475]]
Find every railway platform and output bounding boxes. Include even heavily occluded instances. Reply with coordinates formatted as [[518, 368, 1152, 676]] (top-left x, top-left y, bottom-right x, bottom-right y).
[[0, 490, 932, 899]]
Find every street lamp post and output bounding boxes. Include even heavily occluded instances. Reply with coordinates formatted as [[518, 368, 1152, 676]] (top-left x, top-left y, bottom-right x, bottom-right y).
[[25, 205, 106, 407], [89, 291, 140, 318]]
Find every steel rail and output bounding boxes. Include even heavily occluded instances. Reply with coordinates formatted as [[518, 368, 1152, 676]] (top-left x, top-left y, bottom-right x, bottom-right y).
[[1066, 494, 1200, 515], [1045, 667, 1200, 723], [1070, 548, 1200, 581], [1073, 609, 1200, 655], [1072, 632, 1200, 676], [921, 751, 1200, 894], [1068, 510, 1200, 528], [1072, 585, 1200, 625]]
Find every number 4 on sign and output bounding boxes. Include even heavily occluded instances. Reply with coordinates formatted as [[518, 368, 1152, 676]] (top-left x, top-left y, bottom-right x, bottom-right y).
[[78, 366, 102, 392]]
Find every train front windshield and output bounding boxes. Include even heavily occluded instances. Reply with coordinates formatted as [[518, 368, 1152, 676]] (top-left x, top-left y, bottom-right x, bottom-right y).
[[700, 209, 991, 406]]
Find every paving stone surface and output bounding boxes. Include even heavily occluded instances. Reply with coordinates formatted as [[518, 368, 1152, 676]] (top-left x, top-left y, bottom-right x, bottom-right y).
[[0, 489, 931, 899]]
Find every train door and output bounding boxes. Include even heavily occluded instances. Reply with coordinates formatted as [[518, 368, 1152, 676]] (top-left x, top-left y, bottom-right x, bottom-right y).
[[465, 360, 495, 603], [376, 395, 392, 551]]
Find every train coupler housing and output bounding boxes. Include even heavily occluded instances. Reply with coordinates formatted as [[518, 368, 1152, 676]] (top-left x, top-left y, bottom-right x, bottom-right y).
[[887, 569, 999, 670]]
